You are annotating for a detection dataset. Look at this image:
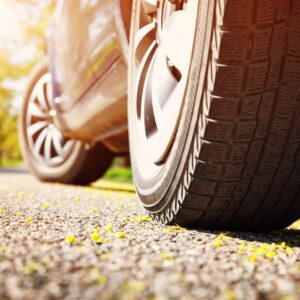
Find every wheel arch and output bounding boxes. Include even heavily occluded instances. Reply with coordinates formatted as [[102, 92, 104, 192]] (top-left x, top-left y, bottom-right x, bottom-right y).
[[116, 0, 133, 41]]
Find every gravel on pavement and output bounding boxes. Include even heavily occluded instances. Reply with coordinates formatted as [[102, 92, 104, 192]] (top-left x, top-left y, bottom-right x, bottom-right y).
[[0, 172, 299, 300]]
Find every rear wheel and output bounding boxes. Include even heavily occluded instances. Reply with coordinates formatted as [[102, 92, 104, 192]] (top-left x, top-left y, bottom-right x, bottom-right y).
[[128, 0, 300, 231], [19, 61, 113, 185]]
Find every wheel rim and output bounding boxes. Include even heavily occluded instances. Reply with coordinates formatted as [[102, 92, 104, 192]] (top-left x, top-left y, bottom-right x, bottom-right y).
[[131, 0, 199, 178], [26, 73, 75, 167]]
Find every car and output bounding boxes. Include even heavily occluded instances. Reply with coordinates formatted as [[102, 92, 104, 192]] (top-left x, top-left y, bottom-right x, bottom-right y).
[[19, 0, 300, 231]]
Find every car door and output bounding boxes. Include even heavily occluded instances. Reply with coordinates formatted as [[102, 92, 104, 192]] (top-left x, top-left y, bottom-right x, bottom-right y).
[[82, 0, 121, 79], [48, 0, 111, 112]]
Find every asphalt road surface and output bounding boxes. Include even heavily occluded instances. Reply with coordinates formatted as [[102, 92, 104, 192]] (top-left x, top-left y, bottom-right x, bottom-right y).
[[0, 171, 299, 300]]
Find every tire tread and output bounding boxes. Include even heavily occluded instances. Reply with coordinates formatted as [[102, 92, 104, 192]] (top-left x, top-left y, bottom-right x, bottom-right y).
[[149, 0, 300, 231]]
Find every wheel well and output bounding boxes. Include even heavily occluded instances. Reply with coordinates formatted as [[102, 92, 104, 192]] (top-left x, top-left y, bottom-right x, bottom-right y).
[[117, 0, 133, 40]]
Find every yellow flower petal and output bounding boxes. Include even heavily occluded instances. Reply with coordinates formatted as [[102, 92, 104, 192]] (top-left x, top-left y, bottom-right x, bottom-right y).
[[105, 225, 113, 232], [0, 246, 11, 253], [90, 207, 98, 214], [93, 228, 100, 234], [224, 289, 237, 300], [160, 252, 173, 259], [123, 280, 146, 292], [264, 251, 277, 259], [165, 224, 186, 233], [100, 253, 111, 260], [90, 232, 106, 244], [115, 232, 127, 238], [96, 274, 107, 285], [23, 262, 40, 274], [74, 196, 80, 202], [137, 215, 152, 223], [65, 235, 76, 244], [214, 239, 223, 248], [18, 192, 25, 199], [41, 203, 49, 209]]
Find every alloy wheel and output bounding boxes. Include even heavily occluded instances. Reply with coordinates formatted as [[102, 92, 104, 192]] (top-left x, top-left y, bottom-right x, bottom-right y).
[[25, 73, 75, 167], [130, 0, 199, 178]]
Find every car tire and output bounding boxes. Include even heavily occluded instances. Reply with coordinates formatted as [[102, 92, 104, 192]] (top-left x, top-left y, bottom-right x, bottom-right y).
[[128, 0, 300, 231], [19, 60, 114, 185]]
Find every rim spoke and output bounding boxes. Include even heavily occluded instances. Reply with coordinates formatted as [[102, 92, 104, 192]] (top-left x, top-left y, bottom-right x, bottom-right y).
[[62, 140, 74, 157], [33, 127, 48, 156], [151, 46, 179, 110], [141, 49, 158, 137], [27, 121, 48, 137], [142, 0, 158, 15], [141, 45, 182, 139], [153, 79, 185, 135], [160, 12, 192, 74], [52, 127, 64, 157], [28, 101, 47, 119], [35, 83, 48, 111], [135, 22, 156, 63], [160, 0, 198, 74], [44, 129, 53, 163], [135, 41, 158, 118]]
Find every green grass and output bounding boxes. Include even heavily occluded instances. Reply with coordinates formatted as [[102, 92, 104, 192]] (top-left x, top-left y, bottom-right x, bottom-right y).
[[0, 159, 133, 184], [0, 158, 22, 168], [103, 167, 132, 183]]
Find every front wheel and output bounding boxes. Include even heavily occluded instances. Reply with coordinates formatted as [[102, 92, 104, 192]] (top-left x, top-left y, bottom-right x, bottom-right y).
[[19, 61, 114, 185], [128, 0, 300, 231]]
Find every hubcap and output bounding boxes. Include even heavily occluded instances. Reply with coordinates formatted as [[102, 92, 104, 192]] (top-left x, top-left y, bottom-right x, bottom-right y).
[[131, 0, 198, 169], [26, 73, 75, 167]]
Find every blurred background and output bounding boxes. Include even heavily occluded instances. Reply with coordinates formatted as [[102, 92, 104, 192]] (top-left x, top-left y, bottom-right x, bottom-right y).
[[0, 0, 132, 182], [0, 0, 55, 167]]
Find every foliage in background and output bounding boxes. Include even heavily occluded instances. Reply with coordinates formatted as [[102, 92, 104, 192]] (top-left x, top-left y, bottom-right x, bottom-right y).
[[104, 167, 132, 183], [0, 0, 55, 166], [103, 157, 132, 182], [0, 50, 33, 165]]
